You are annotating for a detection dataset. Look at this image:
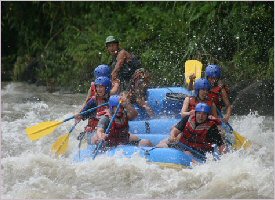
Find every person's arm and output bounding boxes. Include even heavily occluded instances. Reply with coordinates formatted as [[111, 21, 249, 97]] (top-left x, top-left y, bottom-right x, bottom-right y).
[[96, 115, 110, 141], [187, 73, 196, 90], [175, 115, 189, 132], [120, 91, 138, 120], [207, 125, 227, 154], [169, 127, 182, 143], [181, 97, 194, 117], [74, 98, 97, 124], [211, 102, 219, 118], [221, 88, 232, 123], [124, 103, 138, 120], [110, 79, 120, 95], [169, 115, 189, 142], [111, 50, 128, 81]]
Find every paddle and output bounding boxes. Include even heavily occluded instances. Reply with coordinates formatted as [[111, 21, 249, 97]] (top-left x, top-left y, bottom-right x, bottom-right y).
[[92, 101, 122, 160], [226, 122, 252, 150], [217, 110, 252, 150], [51, 102, 111, 155], [184, 60, 203, 84], [26, 102, 109, 141], [176, 142, 206, 161], [51, 124, 76, 155]]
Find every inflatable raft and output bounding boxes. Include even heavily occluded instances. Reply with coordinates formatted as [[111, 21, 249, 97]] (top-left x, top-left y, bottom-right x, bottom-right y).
[[73, 86, 209, 168], [134, 86, 192, 120], [73, 143, 204, 169]]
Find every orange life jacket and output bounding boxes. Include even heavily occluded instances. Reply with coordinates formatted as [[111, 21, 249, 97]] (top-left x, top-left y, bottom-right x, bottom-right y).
[[180, 115, 218, 153]]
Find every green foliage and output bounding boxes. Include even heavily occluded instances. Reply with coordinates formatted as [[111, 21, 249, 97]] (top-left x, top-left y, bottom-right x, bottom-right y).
[[2, 1, 273, 92]]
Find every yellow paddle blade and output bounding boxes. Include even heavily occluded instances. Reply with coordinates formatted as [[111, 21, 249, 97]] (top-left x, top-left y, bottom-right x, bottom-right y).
[[26, 121, 63, 141], [184, 60, 203, 84], [233, 131, 252, 150], [51, 133, 70, 155]]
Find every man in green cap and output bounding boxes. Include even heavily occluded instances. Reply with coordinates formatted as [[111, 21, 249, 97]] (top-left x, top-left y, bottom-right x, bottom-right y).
[[105, 35, 137, 89], [105, 35, 154, 117]]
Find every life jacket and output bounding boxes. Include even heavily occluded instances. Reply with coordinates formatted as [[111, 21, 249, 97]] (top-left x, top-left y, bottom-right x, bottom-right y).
[[105, 110, 129, 147], [180, 115, 218, 153], [85, 96, 109, 132], [110, 49, 141, 91], [208, 85, 223, 110], [189, 96, 213, 111], [208, 84, 230, 110]]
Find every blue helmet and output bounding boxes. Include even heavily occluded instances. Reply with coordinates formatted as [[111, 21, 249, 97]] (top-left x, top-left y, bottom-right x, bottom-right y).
[[194, 78, 211, 96], [95, 76, 112, 93], [195, 103, 211, 114], [205, 65, 221, 79], [109, 95, 120, 111], [93, 64, 111, 78]]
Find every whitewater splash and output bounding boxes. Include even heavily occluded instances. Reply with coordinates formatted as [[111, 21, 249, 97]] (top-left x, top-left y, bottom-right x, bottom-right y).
[[1, 82, 274, 199]]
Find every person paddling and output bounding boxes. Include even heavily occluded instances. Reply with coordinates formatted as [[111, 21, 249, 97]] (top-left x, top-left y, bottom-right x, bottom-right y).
[[205, 64, 232, 123], [187, 64, 232, 123], [82, 64, 120, 108], [92, 94, 153, 147], [157, 103, 226, 161], [181, 78, 218, 118], [75, 76, 111, 144]]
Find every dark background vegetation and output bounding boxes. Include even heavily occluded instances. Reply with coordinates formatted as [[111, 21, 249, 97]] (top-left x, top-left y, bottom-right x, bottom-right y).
[[1, 1, 274, 93]]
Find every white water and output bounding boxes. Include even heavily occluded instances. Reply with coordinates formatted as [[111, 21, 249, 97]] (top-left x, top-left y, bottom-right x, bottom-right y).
[[1, 82, 274, 199]]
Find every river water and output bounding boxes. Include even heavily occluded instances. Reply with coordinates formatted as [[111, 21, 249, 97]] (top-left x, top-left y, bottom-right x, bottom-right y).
[[1, 82, 274, 199]]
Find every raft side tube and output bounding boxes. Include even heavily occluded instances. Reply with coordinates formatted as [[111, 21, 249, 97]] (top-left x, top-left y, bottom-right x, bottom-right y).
[[129, 118, 180, 135], [134, 87, 192, 120]]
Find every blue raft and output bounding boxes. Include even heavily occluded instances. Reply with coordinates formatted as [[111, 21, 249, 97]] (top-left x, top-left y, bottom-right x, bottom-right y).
[[74, 143, 204, 169], [73, 86, 205, 168], [134, 86, 192, 120]]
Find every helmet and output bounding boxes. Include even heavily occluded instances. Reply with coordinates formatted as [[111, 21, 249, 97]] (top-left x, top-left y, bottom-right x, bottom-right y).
[[194, 78, 211, 96], [109, 95, 120, 111], [195, 103, 211, 114], [105, 35, 119, 46], [95, 76, 112, 93], [93, 64, 111, 78], [205, 65, 221, 79]]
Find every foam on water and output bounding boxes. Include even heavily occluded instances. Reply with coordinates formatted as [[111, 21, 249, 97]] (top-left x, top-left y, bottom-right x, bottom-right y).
[[1, 82, 274, 199]]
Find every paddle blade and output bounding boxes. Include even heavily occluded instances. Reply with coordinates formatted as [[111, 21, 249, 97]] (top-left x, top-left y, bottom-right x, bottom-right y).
[[26, 121, 62, 141], [233, 131, 252, 150], [184, 60, 203, 84], [52, 133, 70, 155]]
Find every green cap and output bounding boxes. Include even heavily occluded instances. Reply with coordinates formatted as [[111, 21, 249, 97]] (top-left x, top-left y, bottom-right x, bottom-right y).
[[105, 35, 119, 45]]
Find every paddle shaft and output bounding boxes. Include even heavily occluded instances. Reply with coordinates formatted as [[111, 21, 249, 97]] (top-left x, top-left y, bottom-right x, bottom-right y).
[[217, 109, 233, 131], [93, 102, 122, 160], [63, 102, 109, 122], [176, 142, 206, 161]]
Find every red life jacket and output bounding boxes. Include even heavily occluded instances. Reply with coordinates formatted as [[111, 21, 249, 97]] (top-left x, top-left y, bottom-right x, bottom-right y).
[[105, 110, 130, 147], [85, 96, 109, 132], [180, 115, 218, 153], [189, 97, 213, 111], [208, 85, 223, 110]]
